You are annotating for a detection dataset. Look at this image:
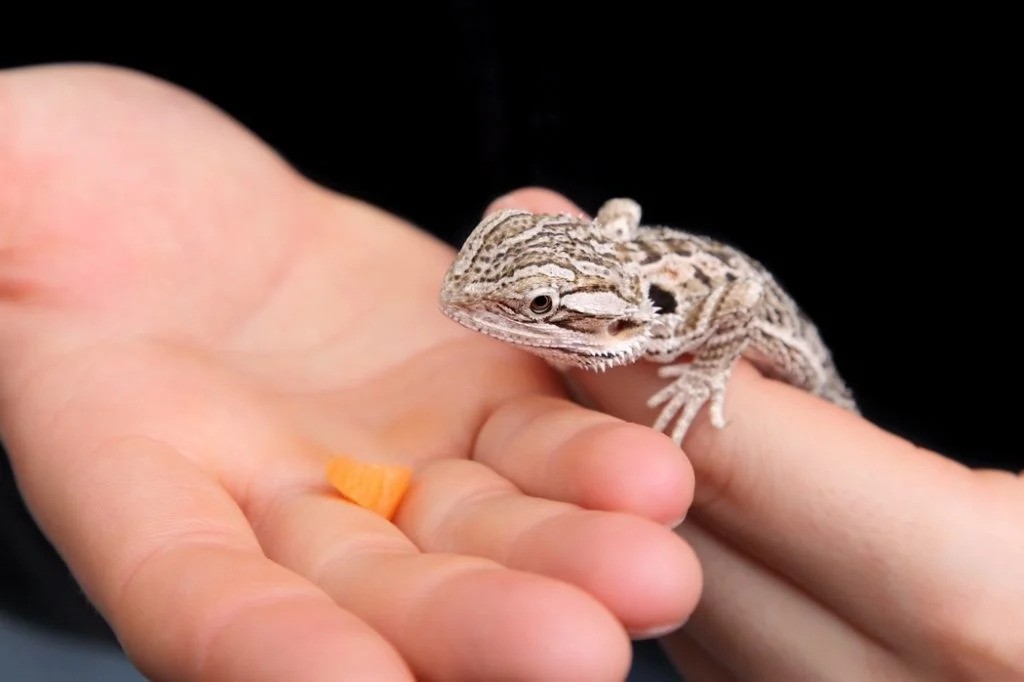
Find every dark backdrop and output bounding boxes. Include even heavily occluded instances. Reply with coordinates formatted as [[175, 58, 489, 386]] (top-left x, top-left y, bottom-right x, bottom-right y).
[[1, 4, 1016, 644]]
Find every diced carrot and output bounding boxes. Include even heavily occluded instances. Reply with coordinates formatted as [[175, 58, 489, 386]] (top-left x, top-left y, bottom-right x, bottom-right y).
[[326, 455, 412, 520]]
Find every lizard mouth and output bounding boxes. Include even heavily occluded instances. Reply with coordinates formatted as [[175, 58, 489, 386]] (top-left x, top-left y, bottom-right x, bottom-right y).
[[440, 305, 647, 371]]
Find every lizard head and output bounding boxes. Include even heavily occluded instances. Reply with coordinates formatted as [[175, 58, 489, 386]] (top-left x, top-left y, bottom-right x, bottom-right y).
[[440, 208, 656, 371]]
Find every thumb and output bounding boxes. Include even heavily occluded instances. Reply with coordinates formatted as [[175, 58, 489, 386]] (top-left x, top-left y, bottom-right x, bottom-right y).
[[485, 187, 586, 216]]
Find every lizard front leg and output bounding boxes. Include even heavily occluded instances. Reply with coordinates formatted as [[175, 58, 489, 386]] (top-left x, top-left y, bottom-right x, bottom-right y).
[[647, 279, 764, 445]]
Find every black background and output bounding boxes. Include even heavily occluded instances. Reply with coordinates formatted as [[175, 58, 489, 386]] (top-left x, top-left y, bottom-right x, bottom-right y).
[[0, 4, 1017, 643]]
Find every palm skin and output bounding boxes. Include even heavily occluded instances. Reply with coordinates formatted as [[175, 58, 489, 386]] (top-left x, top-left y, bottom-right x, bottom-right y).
[[0, 65, 698, 681]]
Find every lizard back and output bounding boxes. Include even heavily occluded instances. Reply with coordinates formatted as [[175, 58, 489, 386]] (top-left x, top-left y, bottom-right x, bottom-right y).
[[626, 227, 856, 410]]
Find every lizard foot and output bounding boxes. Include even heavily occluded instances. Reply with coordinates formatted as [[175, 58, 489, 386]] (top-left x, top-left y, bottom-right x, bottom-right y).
[[647, 363, 730, 445]]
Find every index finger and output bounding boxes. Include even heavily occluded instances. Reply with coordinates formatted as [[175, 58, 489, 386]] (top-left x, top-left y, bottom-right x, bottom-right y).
[[574, 359, 1021, 644]]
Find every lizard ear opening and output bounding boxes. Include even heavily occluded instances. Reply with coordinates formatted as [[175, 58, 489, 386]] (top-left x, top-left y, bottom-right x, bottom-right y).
[[607, 318, 645, 337], [647, 283, 678, 314]]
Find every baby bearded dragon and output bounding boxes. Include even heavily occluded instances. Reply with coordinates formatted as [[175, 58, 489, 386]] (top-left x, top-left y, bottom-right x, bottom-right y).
[[439, 198, 857, 445]]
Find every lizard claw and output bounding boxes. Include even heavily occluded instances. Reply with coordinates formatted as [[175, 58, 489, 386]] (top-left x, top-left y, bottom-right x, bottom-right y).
[[647, 363, 730, 445]]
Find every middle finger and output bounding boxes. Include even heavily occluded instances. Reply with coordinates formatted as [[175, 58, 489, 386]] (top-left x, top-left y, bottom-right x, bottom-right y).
[[398, 457, 700, 636]]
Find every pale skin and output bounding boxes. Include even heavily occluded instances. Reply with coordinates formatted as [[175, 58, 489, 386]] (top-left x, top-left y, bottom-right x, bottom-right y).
[[0, 65, 698, 682], [0, 65, 1021, 681]]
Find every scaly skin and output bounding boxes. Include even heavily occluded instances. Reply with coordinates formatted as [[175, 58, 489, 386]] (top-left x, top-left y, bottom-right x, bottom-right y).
[[440, 198, 856, 444]]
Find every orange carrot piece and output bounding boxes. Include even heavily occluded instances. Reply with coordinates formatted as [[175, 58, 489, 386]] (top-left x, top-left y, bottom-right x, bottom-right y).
[[326, 455, 412, 520]]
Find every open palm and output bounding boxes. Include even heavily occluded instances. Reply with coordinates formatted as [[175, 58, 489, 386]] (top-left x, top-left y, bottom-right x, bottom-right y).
[[0, 65, 699, 681]]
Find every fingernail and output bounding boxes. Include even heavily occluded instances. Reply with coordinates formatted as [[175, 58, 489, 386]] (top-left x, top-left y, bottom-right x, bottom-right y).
[[630, 621, 685, 640], [488, 192, 520, 211], [665, 515, 687, 530]]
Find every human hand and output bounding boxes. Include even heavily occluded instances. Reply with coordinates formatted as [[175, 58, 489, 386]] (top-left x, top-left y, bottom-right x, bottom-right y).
[[492, 186, 1024, 680], [0, 65, 701, 681]]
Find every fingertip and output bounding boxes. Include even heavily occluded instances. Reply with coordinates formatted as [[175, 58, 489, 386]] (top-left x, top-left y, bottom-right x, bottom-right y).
[[558, 422, 694, 526], [417, 568, 632, 682], [475, 396, 693, 525], [511, 577, 633, 682], [513, 511, 703, 637], [485, 187, 584, 216]]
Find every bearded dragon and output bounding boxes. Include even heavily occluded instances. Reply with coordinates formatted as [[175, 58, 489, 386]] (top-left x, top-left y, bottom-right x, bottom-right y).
[[439, 198, 856, 445]]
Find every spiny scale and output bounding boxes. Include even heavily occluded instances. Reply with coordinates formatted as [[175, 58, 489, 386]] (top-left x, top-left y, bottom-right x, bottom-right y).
[[440, 198, 856, 445]]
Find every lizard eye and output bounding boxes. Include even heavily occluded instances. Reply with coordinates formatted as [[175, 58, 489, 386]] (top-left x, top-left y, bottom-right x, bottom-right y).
[[530, 295, 553, 314], [525, 289, 558, 318]]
